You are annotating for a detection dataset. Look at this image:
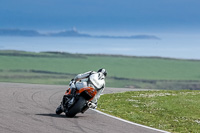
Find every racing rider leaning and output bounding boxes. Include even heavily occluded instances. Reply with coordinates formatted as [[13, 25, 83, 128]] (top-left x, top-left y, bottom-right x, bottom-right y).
[[68, 68, 107, 109]]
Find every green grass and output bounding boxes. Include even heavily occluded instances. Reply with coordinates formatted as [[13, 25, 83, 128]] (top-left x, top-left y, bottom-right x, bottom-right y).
[[1, 50, 200, 89], [98, 90, 200, 132], [1, 51, 200, 80], [0, 71, 71, 85]]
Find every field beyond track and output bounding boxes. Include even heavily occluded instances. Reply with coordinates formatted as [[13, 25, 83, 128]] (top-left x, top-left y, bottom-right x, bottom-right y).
[[0, 50, 200, 90]]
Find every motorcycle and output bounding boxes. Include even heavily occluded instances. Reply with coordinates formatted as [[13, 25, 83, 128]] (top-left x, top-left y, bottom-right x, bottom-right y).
[[56, 85, 97, 117]]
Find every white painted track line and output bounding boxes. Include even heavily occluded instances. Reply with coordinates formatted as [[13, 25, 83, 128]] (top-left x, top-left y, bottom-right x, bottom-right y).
[[91, 109, 170, 133]]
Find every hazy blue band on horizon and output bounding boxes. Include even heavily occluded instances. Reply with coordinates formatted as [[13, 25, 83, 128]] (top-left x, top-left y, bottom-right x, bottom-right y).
[[0, 35, 200, 60]]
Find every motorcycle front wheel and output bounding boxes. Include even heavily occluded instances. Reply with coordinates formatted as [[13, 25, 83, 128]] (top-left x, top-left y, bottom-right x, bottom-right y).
[[56, 105, 63, 115], [65, 96, 86, 117]]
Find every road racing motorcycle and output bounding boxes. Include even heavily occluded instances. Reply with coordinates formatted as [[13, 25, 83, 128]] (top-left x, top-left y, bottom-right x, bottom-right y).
[[56, 85, 97, 117]]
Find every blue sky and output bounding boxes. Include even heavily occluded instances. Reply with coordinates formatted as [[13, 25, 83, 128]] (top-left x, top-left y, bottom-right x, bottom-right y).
[[0, 0, 200, 59], [0, 0, 200, 33]]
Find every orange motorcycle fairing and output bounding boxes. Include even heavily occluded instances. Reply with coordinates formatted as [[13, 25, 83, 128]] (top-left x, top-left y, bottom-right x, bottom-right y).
[[77, 87, 97, 101], [64, 87, 97, 101], [65, 88, 72, 95]]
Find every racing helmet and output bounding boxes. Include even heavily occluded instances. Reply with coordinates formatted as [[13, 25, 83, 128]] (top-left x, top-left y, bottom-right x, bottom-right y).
[[97, 68, 107, 77]]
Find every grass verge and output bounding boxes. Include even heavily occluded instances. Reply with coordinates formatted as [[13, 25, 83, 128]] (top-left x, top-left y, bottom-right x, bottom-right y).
[[98, 90, 200, 132]]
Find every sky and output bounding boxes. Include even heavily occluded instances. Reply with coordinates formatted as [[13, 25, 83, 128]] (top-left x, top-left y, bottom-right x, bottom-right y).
[[0, 0, 200, 59], [0, 0, 200, 33]]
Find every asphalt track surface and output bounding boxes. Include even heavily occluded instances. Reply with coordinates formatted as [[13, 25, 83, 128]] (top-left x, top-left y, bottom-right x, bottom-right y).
[[0, 83, 169, 133]]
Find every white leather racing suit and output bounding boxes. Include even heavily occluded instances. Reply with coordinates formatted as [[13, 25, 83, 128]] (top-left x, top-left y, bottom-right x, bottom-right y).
[[73, 71, 105, 105]]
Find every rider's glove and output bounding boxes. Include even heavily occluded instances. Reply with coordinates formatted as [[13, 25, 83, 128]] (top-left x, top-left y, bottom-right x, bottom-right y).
[[88, 102, 97, 109], [69, 79, 74, 86], [69, 79, 76, 88]]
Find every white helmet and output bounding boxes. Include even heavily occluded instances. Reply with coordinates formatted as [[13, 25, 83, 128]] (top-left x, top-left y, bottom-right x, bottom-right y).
[[97, 68, 107, 77]]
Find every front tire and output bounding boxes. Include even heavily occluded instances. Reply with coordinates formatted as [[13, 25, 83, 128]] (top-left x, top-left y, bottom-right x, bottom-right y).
[[66, 96, 86, 117], [56, 105, 63, 115]]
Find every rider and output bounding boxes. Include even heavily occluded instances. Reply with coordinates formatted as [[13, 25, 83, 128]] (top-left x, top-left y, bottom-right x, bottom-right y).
[[69, 68, 107, 109]]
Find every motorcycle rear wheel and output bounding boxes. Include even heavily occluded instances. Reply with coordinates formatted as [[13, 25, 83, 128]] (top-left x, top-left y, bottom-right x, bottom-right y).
[[65, 96, 86, 117]]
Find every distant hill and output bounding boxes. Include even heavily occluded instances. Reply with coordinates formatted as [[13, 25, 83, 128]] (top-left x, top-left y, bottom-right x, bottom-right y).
[[48, 29, 91, 37], [0, 29, 41, 36], [0, 28, 160, 40]]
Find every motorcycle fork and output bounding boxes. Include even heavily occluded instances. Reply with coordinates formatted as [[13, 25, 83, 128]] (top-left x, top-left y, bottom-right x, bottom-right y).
[[61, 95, 71, 110]]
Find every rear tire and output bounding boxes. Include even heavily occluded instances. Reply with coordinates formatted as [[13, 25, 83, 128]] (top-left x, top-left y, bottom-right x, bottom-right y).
[[66, 96, 86, 117]]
